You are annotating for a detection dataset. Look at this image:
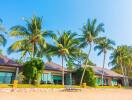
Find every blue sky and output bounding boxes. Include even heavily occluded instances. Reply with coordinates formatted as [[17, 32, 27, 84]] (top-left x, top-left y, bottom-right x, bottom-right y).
[[0, 0, 132, 68]]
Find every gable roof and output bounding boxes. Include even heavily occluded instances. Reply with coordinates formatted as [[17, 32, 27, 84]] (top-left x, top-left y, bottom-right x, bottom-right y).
[[0, 54, 21, 67], [74, 64, 123, 78], [45, 62, 67, 72], [93, 66, 123, 78]]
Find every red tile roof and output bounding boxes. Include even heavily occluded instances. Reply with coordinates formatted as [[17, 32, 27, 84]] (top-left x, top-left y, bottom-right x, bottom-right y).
[[0, 54, 21, 67], [75, 64, 123, 78], [93, 66, 123, 78], [45, 62, 67, 72]]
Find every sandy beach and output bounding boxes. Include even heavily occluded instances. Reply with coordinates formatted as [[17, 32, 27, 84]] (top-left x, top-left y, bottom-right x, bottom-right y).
[[0, 88, 132, 100]]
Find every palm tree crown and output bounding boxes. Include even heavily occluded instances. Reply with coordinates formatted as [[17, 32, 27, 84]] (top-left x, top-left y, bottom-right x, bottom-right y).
[[79, 19, 105, 48], [8, 16, 55, 58], [52, 31, 79, 60], [94, 37, 115, 55]]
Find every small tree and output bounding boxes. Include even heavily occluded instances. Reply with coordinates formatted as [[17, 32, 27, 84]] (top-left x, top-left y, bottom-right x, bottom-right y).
[[23, 58, 44, 85], [75, 67, 96, 87]]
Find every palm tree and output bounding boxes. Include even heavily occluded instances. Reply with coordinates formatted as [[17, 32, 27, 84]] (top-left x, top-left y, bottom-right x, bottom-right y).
[[109, 46, 132, 86], [79, 19, 105, 85], [8, 16, 55, 58], [51, 31, 79, 85], [0, 18, 6, 47], [94, 37, 115, 86], [75, 51, 96, 66], [36, 43, 54, 61]]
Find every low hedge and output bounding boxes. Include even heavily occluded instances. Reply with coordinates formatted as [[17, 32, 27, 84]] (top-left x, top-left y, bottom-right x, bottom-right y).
[[96, 86, 121, 88], [0, 84, 13, 88], [0, 84, 125, 88], [0, 84, 81, 88]]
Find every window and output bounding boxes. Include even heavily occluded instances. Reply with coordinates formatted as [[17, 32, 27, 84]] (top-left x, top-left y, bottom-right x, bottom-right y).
[[0, 72, 14, 84], [111, 79, 118, 86], [96, 78, 109, 86], [41, 73, 53, 84]]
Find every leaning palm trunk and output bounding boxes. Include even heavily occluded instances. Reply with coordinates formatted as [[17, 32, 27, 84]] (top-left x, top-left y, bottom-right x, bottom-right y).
[[120, 62, 126, 86], [80, 43, 92, 85], [101, 51, 106, 86], [62, 56, 64, 85], [124, 67, 129, 86]]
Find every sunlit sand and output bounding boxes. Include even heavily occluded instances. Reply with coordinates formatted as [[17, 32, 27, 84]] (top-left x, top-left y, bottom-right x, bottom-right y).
[[0, 88, 132, 100]]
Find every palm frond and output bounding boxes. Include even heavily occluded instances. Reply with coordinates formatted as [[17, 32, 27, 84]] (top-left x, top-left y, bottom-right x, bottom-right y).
[[0, 34, 6, 46]]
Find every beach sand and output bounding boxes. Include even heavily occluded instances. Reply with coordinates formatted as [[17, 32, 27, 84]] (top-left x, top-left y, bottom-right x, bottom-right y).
[[0, 88, 132, 100]]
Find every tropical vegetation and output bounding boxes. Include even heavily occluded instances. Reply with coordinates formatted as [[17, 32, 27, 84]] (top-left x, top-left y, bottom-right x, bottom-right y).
[[23, 58, 44, 85], [8, 16, 55, 59], [110, 45, 132, 86], [49, 31, 80, 85], [0, 16, 131, 87], [78, 19, 105, 85], [94, 37, 115, 86], [74, 67, 96, 87], [0, 18, 6, 48]]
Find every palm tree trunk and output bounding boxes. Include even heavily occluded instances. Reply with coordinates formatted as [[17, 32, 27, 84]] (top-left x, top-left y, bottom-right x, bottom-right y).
[[120, 62, 126, 86], [69, 71, 72, 85], [62, 56, 64, 85], [80, 43, 92, 85], [124, 67, 129, 86], [32, 42, 35, 58], [101, 51, 106, 86]]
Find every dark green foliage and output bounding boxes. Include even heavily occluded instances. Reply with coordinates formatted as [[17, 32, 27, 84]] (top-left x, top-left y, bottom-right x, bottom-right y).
[[75, 67, 96, 87], [23, 58, 44, 84]]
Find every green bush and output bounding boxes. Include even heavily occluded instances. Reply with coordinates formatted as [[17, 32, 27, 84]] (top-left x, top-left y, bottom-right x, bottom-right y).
[[23, 58, 44, 85], [75, 67, 96, 87]]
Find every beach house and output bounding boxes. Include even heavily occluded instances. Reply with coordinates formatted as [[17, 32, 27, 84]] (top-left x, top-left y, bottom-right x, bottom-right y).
[[0, 54, 21, 84], [0, 55, 124, 86]]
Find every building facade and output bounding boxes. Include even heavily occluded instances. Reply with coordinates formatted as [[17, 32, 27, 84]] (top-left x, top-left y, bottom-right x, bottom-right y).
[[41, 62, 68, 84], [0, 55, 21, 84], [93, 66, 123, 86], [0, 56, 123, 86]]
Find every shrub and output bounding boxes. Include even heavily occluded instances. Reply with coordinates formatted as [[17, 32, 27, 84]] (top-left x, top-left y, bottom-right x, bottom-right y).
[[74, 67, 96, 87], [23, 58, 44, 85]]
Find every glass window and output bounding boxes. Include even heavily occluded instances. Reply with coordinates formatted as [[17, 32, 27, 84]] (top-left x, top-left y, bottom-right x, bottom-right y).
[[111, 79, 117, 86], [0, 72, 14, 84], [41, 73, 53, 84]]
